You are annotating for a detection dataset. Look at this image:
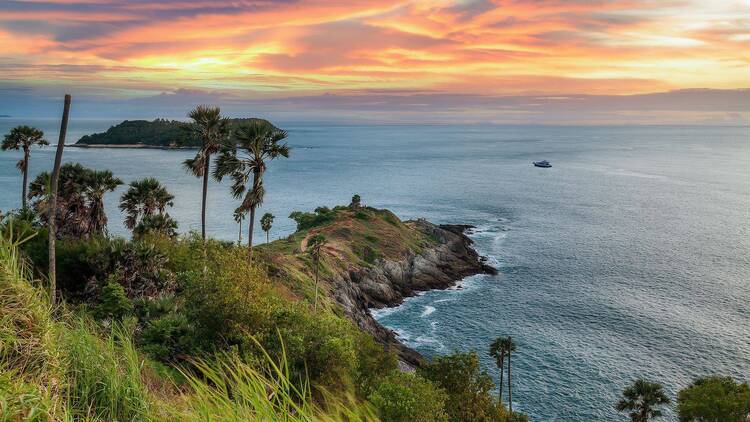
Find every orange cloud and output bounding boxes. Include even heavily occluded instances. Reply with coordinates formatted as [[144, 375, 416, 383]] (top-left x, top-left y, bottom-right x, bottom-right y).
[[0, 0, 748, 99]]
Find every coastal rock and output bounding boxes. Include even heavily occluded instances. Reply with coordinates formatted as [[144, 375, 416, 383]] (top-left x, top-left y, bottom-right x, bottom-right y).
[[329, 220, 496, 366]]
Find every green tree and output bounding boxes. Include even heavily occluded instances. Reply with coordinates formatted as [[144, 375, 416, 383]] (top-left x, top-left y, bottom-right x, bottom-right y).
[[1, 125, 48, 209], [616, 379, 671, 422], [94, 280, 134, 320], [213, 120, 289, 259], [308, 234, 327, 309], [29, 163, 121, 238], [233, 209, 245, 245], [133, 214, 178, 239], [369, 371, 449, 422], [119, 178, 174, 233], [677, 376, 750, 422], [490, 336, 514, 405], [183, 105, 230, 240], [421, 351, 513, 422], [260, 212, 274, 243]]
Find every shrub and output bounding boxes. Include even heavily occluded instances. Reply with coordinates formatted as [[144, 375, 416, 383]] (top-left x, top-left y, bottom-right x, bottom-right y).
[[421, 351, 517, 422], [678, 376, 750, 422], [289, 207, 337, 231], [139, 313, 195, 361], [94, 280, 134, 320], [353, 334, 398, 398], [369, 371, 448, 422]]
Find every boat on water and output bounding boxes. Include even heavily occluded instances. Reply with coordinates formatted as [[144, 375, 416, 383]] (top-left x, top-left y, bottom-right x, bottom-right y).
[[533, 160, 552, 168]]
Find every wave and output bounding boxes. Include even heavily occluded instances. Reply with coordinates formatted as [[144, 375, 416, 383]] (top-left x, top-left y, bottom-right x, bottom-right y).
[[421, 306, 436, 317]]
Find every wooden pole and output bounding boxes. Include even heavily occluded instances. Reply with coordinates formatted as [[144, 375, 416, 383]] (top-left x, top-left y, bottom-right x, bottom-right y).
[[48, 94, 71, 305]]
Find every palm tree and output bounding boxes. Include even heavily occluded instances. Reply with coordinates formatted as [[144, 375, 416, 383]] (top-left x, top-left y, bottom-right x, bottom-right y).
[[1, 125, 49, 208], [119, 178, 174, 233], [504, 336, 517, 413], [489, 336, 514, 404], [133, 213, 178, 239], [48, 94, 71, 305], [85, 170, 123, 235], [234, 209, 245, 245], [213, 120, 289, 260], [260, 212, 274, 243], [183, 105, 230, 240], [616, 379, 671, 422], [308, 234, 327, 310]]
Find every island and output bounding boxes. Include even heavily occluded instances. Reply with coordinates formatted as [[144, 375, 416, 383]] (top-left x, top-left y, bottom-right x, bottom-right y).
[[74, 117, 272, 148]]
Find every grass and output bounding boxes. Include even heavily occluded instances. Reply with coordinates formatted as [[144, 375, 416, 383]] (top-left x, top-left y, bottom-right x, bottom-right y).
[[0, 219, 379, 421]]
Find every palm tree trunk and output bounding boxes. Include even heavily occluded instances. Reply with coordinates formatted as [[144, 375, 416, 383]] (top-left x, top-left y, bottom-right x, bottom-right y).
[[266, 230, 269, 244], [238, 219, 242, 245], [49, 94, 71, 305], [201, 156, 210, 240], [498, 355, 504, 404], [21, 149, 29, 208], [248, 206, 256, 260], [314, 263, 319, 310], [508, 341, 513, 414]]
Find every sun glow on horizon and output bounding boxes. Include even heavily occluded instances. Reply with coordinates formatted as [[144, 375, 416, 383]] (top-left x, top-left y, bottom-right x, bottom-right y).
[[0, 0, 749, 103]]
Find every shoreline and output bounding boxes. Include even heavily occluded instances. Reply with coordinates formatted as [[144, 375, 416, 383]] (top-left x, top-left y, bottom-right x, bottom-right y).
[[69, 143, 197, 150]]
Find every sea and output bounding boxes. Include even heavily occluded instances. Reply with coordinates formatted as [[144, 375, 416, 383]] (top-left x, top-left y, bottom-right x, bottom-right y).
[[1, 118, 749, 421]]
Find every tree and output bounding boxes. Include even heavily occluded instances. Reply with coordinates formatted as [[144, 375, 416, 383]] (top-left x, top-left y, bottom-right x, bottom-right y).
[[29, 163, 121, 238], [369, 372, 449, 422], [308, 234, 327, 310], [677, 376, 750, 421], [133, 213, 178, 239], [213, 120, 289, 260], [183, 105, 230, 240], [616, 379, 671, 422], [260, 212, 274, 243], [1, 125, 48, 209], [48, 94, 71, 304], [84, 169, 123, 235], [489, 336, 514, 404], [233, 209, 245, 245], [506, 336, 517, 413], [350, 194, 362, 209], [119, 178, 174, 234]]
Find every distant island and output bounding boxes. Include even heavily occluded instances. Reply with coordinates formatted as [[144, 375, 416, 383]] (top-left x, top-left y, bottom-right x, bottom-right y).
[[74, 118, 271, 148], [0, 114, 10, 118]]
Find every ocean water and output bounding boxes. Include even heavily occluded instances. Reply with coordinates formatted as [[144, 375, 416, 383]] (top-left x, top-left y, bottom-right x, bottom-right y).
[[1, 119, 750, 420]]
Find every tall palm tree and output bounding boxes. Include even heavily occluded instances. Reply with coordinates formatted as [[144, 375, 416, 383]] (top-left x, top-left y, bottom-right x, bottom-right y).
[[504, 336, 517, 413], [308, 234, 327, 310], [234, 209, 245, 245], [1, 125, 48, 208], [119, 178, 174, 233], [85, 170, 123, 235], [489, 336, 513, 404], [260, 212, 274, 243], [214, 120, 289, 260], [184, 105, 230, 240], [616, 379, 670, 422]]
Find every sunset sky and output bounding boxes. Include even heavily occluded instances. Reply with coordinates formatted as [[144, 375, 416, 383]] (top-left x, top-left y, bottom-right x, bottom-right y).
[[1, 0, 749, 123]]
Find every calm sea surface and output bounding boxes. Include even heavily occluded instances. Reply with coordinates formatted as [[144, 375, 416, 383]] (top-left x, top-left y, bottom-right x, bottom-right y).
[[1, 118, 749, 420]]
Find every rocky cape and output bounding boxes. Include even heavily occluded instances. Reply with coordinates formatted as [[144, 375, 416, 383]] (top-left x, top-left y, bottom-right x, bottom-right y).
[[331, 220, 497, 367]]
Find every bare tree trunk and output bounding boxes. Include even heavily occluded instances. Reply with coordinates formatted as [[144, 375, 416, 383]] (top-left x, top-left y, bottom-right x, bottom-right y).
[[248, 206, 256, 260], [499, 355, 504, 404], [201, 156, 209, 240], [49, 94, 71, 305], [22, 148, 29, 208], [314, 262, 319, 310], [507, 337, 513, 414]]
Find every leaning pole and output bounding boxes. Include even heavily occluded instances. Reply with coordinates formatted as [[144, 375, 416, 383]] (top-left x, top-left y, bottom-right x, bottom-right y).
[[48, 94, 71, 305]]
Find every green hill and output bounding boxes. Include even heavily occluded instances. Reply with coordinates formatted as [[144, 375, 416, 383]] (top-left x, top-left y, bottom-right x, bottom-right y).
[[75, 118, 271, 147]]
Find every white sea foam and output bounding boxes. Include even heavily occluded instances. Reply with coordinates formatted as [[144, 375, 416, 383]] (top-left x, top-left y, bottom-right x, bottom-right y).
[[421, 305, 436, 317]]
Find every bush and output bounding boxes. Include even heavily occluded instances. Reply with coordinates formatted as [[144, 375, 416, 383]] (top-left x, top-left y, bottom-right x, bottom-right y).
[[354, 334, 398, 398], [94, 280, 134, 320], [678, 376, 750, 421], [369, 371, 448, 422], [289, 208, 337, 231], [140, 313, 195, 361], [421, 351, 518, 422]]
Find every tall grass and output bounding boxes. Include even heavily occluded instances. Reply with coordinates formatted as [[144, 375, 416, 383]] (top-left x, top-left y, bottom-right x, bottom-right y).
[[0, 220, 380, 422]]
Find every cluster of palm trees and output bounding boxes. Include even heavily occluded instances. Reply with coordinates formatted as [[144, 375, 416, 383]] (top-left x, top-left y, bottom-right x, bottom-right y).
[[489, 336, 517, 413], [2, 105, 290, 260]]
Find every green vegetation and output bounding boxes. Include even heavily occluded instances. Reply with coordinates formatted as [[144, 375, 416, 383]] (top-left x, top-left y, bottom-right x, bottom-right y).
[[119, 177, 176, 237], [369, 371, 449, 422], [616, 379, 671, 421], [1, 125, 48, 209], [677, 376, 750, 421], [261, 212, 274, 243], [183, 105, 230, 240], [214, 119, 290, 258]]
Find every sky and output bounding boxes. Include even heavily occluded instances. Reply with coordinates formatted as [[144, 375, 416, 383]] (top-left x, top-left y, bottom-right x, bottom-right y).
[[1, 0, 749, 124]]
